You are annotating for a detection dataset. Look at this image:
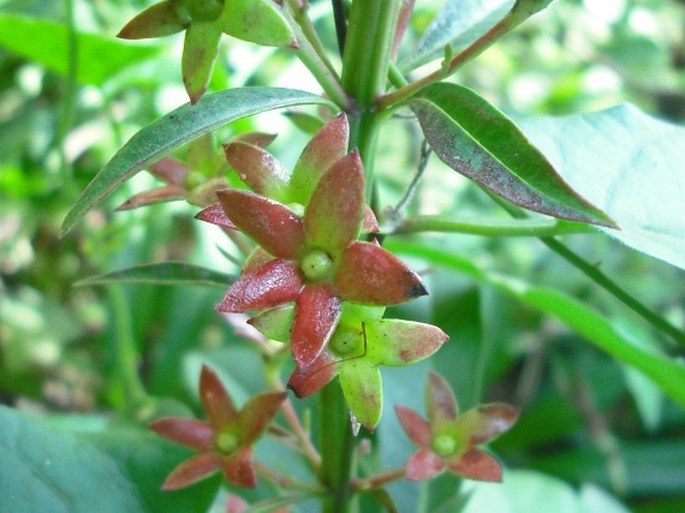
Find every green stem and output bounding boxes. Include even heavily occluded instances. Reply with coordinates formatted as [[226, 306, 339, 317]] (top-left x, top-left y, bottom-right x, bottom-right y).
[[319, 381, 355, 513], [55, 0, 78, 188], [107, 286, 147, 411], [317, 3, 403, 511], [284, 1, 349, 109], [388, 216, 595, 237], [541, 237, 685, 347], [341, 0, 402, 204], [378, 4, 537, 109], [488, 194, 685, 347], [288, 0, 340, 78]]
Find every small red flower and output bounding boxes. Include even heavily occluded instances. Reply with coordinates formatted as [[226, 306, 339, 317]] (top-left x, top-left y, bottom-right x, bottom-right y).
[[395, 372, 519, 482], [150, 365, 285, 489], [206, 149, 427, 370]]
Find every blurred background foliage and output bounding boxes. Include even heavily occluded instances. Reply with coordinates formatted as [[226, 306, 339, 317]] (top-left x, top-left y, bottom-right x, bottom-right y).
[[1, 1, 684, 512]]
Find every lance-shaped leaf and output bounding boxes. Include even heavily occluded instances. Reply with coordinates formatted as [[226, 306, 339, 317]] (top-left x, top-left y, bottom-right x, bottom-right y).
[[150, 365, 285, 490], [60, 87, 333, 237], [403, 0, 514, 71], [410, 82, 614, 227], [75, 262, 233, 288]]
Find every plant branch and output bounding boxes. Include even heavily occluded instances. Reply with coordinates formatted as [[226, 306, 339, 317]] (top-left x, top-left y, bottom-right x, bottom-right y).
[[388, 216, 595, 238], [279, 384, 322, 469], [378, 1, 550, 109], [541, 237, 685, 347], [488, 194, 685, 347], [287, 0, 340, 79], [318, 380, 355, 513], [283, 1, 349, 109], [331, 0, 347, 56], [255, 462, 323, 493], [353, 467, 405, 490]]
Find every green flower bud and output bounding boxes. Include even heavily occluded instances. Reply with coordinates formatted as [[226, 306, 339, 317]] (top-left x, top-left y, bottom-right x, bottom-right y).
[[215, 431, 240, 454], [182, 0, 225, 22], [301, 249, 333, 281], [328, 325, 363, 357], [432, 434, 458, 457]]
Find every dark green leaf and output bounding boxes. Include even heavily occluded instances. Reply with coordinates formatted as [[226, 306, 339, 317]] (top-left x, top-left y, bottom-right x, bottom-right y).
[[60, 87, 334, 236], [518, 103, 685, 270], [403, 0, 514, 71], [0, 13, 160, 85], [75, 262, 233, 287], [410, 82, 614, 227]]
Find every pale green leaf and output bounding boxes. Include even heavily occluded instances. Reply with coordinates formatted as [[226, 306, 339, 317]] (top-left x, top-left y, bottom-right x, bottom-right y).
[[403, 0, 514, 71], [518, 103, 685, 270], [60, 87, 334, 236]]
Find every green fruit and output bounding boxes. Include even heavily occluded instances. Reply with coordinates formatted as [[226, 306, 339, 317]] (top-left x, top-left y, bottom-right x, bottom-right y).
[[182, 0, 225, 22]]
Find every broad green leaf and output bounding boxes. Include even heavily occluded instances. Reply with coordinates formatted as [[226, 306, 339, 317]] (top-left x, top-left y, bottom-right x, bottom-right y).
[[0, 406, 218, 513], [462, 470, 630, 513], [518, 103, 685, 271], [0, 13, 160, 86], [403, 0, 514, 71], [60, 87, 334, 236], [410, 83, 613, 227], [388, 241, 685, 408], [75, 262, 233, 287]]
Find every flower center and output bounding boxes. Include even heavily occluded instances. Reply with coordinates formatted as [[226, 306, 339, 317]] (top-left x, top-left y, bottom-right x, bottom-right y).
[[301, 249, 333, 281], [328, 325, 363, 357], [215, 431, 240, 455], [432, 434, 458, 457], [182, 0, 225, 22]]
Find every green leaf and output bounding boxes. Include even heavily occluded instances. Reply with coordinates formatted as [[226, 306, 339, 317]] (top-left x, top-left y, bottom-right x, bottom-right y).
[[403, 0, 514, 71], [0, 406, 218, 513], [388, 241, 685, 409], [410, 82, 613, 227], [75, 262, 233, 287], [462, 470, 630, 513], [518, 103, 685, 271], [0, 13, 160, 86], [60, 87, 334, 236]]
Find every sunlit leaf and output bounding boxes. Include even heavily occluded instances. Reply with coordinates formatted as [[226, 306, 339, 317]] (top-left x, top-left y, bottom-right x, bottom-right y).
[[518, 103, 685, 270], [410, 83, 613, 226], [403, 0, 514, 70], [76, 262, 232, 287], [0, 13, 160, 85], [60, 87, 334, 236]]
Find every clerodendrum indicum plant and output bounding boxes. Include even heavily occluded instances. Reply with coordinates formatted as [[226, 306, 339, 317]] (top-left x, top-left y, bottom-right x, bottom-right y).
[[59, 0, 685, 511]]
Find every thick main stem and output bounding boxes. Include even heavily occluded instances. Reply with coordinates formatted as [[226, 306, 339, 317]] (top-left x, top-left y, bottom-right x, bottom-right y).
[[318, 381, 356, 513], [316, 2, 403, 511]]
